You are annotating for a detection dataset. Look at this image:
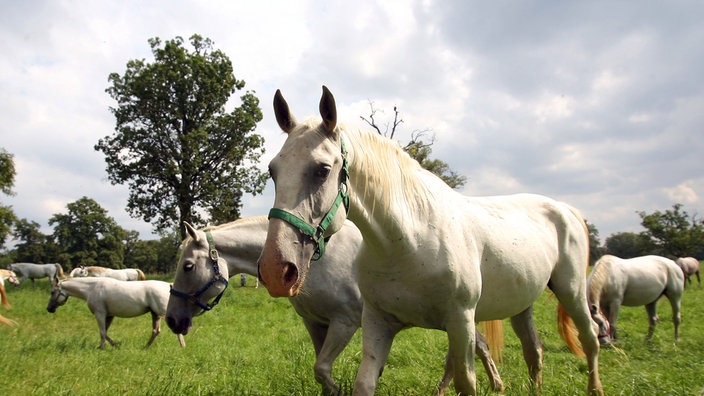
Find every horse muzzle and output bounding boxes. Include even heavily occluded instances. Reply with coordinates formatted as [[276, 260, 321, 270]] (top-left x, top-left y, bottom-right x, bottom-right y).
[[166, 315, 192, 335]]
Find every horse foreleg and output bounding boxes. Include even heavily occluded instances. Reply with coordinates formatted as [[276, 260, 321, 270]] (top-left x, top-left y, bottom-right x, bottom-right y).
[[644, 302, 659, 340], [309, 320, 357, 396], [444, 310, 477, 396], [145, 312, 161, 348], [95, 314, 116, 349], [510, 306, 543, 389], [353, 306, 403, 396], [666, 293, 682, 342]]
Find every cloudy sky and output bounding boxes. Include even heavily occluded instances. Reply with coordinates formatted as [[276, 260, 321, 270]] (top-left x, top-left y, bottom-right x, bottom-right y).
[[2, 0, 703, 244]]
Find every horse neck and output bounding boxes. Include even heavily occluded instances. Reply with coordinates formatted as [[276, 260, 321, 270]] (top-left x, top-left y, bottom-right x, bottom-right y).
[[60, 280, 94, 300], [208, 217, 268, 277]]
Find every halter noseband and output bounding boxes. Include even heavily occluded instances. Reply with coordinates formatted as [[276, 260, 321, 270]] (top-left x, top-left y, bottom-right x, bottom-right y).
[[169, 231, 229, 312], [268, 137, 350, 261]]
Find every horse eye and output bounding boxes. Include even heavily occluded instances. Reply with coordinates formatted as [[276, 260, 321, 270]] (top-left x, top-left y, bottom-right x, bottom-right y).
[[315, 165, 331, 179], [184, 262, 195, 272]]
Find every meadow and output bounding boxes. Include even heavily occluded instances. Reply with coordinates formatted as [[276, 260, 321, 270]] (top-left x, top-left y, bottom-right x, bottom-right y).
[[1, 275, 702, 395]]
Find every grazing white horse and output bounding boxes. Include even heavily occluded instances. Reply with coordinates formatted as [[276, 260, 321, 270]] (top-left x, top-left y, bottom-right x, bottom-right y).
[[69, 266, 146, 281], [587, 255, 684, 346], [257, 86, 602, 395], [47, 277, 185, 349], [166, 217, 505, 395], [675, 257, 701, 287], [8, 263, 65, 286]]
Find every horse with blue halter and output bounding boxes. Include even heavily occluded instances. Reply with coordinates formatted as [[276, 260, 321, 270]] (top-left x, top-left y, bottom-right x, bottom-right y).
[[69, 265, 146, 281], [8, 263, 65, 287], [675, 257, 701, 287], [166, 217, 505, 395], [257, 86, 603, 395], [47, 277, 185, 349], [587, 254, 684, 346]]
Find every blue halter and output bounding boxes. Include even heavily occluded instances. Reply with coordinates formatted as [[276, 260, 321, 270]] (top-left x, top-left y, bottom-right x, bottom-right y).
[[169, 231, 229, 312]]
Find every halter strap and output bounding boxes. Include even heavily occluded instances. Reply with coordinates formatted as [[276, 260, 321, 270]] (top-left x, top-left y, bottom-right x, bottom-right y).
[[268, 138, 349, 261], [169, 231, 229, 312]]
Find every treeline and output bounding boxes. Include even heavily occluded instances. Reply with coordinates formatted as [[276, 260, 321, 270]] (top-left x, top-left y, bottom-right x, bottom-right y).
[[0, 196, 180, 273], [588, 203, 704, 264]]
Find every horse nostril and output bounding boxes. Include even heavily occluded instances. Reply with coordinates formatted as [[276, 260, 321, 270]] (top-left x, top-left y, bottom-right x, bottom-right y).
[[283, 262, 298, 287]]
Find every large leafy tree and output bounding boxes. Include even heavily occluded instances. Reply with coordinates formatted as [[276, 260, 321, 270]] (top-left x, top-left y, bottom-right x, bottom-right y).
[[96, 35, 267, 239], [49, 197, 126, 269], [0, 148, 17, 249], [638, 203, 704, 258]]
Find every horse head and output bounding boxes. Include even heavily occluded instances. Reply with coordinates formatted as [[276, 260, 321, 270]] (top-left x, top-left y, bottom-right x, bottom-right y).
[[5, 271, 19, 286], [46, 283, 69, 313], [166, 222, 230, 335], [257, 86, 349, 297], [589, 304, 612, 346]]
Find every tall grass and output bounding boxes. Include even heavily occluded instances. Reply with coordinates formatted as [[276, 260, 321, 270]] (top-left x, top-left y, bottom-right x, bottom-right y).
[[1, 276, 702, 395]]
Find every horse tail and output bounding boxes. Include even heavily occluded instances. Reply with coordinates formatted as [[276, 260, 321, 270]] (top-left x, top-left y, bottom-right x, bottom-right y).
[[480, 320, 504, 362], [0, 283, 10, 309], [557, 303, 585, 357], [556, 204, 590, 358], [55, 264, 66, 280], [0, 313, 18, 327], [136, 269, 146, 280]]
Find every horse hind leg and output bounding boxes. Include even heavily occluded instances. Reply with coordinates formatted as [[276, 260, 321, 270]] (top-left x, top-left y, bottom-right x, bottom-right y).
[[145, 312, 161, 348], [644, 302, 659, 340], [510, 306, 543, 389]]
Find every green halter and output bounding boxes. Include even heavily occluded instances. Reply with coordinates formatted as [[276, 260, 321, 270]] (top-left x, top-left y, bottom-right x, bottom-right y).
[[268, 138, 349, 261]]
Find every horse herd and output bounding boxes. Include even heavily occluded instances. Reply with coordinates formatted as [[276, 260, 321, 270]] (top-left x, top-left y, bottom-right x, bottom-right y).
[[2, 86, 702, 396]]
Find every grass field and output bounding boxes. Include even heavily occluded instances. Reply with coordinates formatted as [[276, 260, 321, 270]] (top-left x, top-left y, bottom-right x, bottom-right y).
[[1, 275, 702, 395]]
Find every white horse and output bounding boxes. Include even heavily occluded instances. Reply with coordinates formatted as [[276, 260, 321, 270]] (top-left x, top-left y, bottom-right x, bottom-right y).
[[587, 254, 684, 346], [257, 86, 602, 395], [675, 257, 701, 287], [8, 263, 65, 286], [47, 277, 185, 349], [166, 217, 505, 395], [69, 266, 146, 281]]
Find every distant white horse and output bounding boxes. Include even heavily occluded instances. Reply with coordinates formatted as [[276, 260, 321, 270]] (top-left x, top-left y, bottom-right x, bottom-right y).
[[47, 277, 185, 349], [588, 255, 684, 346], [8, 263, 65, 286], [69, 266, 146, 281], [257, 86, 602, 395], [166, 217, 506, 395], [675, 257, 701, 287]]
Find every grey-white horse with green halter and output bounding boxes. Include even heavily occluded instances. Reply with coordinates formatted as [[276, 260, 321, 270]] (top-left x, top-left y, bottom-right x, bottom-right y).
[[258, 86, 602, 395]]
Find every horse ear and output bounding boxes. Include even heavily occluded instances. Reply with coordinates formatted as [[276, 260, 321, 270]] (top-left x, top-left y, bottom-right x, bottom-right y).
[[273, 89, 297, 133], [319, 85, 337, 135], [184, 222, 200, 242]]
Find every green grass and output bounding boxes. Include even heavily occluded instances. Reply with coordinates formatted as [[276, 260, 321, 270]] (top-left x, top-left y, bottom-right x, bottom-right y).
[[1, 276, 703, 395]]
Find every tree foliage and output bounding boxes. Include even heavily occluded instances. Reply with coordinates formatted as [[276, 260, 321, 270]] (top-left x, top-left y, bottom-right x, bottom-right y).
[[95, 35, 267, 239], [49, 197, 126, 269], [361, 103, 467, 189], [637, 203, 704, 258], [0, 148, 17, 249], [604, 232, 654, 259]]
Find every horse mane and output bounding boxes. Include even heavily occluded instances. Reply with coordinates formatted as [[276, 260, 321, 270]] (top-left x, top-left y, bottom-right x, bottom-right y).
[[339, 124, 436, 220], [587, 256, 613, 304]]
